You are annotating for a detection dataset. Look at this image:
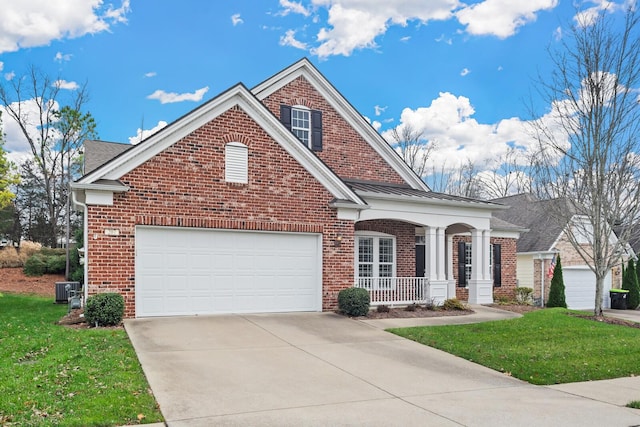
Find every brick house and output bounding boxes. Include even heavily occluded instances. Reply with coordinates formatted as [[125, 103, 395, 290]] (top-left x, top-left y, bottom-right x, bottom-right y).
[[491, 193, 629, 310], [72, 59, 522, 318]]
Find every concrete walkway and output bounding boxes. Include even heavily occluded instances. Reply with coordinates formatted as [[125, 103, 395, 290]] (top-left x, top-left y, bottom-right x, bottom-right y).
[[124, 307, 640, 427]]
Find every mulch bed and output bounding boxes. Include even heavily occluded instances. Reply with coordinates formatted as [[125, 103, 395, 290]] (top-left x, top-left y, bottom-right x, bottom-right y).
[[568, 312, 640, 329], [352, 305, 474, 319]]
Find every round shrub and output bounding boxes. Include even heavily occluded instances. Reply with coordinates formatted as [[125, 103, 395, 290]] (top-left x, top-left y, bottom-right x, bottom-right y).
[[338, 287, 370, 317], [85, 293, 125, 327], [45, 254, 66, 274], [24, 254, 47, 276]]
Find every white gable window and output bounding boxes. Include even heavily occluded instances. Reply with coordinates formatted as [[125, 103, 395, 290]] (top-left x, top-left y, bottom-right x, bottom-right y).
[[291, 107, 311, 147], [225, 142, 248, 183]]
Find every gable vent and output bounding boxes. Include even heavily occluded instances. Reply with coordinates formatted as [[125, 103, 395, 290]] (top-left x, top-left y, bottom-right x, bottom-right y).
[[225, 142, 248, 184]]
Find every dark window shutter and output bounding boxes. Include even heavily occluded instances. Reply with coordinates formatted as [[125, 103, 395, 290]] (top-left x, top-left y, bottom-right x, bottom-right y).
[[280, 105, 292, 131], [493, 244, 502, 287], [457, 241, 467, 287], [311, 109, 323, 151]]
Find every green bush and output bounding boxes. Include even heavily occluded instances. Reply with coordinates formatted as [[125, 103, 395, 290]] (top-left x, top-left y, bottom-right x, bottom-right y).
[[23, 252, 67, 276], [85, 293, 125, 327], [338, 287, 370, 317], [547, 255, 567, 308], [515, 287, 534, 305], [623, 259, 640, 310], [23, 254, 47, 276], [442, 298, 466, 311]]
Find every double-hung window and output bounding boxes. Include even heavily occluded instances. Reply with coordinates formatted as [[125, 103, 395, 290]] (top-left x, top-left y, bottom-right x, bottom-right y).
[[356, 233, 396, 290], [279, 104, 323, 151], [291, 107, 310, 147], [457, 242, 502, 287]]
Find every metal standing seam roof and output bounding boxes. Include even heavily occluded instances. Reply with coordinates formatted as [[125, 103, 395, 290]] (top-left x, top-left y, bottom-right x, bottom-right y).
[[344, 179, 502, 206]]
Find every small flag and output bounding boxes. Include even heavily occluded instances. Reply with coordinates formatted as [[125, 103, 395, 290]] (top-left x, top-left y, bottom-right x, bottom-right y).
[[547, 254, 557, 279]]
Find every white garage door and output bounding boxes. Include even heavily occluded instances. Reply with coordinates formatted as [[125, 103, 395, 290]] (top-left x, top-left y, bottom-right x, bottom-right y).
[[135, 227, 322, 317], [563, 266, 611, 310]]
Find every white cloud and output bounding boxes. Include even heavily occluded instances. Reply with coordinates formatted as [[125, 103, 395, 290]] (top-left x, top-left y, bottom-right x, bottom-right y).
[[0, 0, 131, 54], [435, 34, 452, 44], [279, 0, 311, 17], [54, 51, 72, 62], [573, 0, 622, 28], [280, 29, 308, 50], [147, 86, 209, 104], [4, 72, 15, 81], [400, 36, 411, 42], [308, 0, 459, 58], [381, 92, 558, 174], [0, 62, 4, 72], [553, 26, 562, 41], [460, 68, 470, 76], [128, 120, 168, 145], [374, 105, 387, 116], [144, 71, 157, 78], [456, 0, 558, 38], [231, 13, 244, 26], [53, 80, 79, 90]]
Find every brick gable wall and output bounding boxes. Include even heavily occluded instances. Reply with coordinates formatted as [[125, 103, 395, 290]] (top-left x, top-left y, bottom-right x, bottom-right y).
[[261, 76, 407, 184], [86, 106, 355, 317]]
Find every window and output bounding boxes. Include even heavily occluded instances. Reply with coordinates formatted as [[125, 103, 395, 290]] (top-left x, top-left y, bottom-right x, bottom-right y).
[[356, 234, 396, 289], [457, 242, 502, 287], [279, 105, 323, 151], [225, 142, 248, 183], [291, 108, 310, 146]]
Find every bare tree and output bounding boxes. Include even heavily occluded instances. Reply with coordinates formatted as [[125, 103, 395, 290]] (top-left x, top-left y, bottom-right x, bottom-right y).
[[530, 6, 640, 316], [476, 147, 534, 199], [389, 124, 436, 178], [0, 66, 95, 247]]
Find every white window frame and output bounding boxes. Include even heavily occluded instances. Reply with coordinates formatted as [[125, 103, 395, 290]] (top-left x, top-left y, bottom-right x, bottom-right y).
[[225, 142, 248, 184], [463, 242, 494, 284], [355, 231, 396, 290], [291, 106, 311, 149]]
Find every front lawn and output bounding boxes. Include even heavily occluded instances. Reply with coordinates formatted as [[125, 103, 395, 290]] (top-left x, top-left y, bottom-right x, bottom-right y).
[[0, 293, 163, 426], [389, 308, 640, 385]]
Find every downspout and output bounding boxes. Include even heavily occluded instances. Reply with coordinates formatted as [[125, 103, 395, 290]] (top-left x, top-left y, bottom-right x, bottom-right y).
[[71, 189, 89, 303]]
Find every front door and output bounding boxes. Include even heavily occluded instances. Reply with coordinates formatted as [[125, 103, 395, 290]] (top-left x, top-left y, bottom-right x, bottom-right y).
[[415, 245, 425, 277]]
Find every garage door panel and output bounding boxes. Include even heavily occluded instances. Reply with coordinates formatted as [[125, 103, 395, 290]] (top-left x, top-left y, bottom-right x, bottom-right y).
[[136, 227, 321, 317], [563, 267, 611, 310]]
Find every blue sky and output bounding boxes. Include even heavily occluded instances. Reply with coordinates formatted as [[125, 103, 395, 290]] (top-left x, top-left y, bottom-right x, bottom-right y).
[[0, 0, 629, 178]]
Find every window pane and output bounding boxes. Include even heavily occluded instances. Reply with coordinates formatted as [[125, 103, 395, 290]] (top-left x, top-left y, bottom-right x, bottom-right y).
[[465, 243, 472, 282], [358, 238, 373, 263], [379, 238, 393, 263], [379, 264, 393, 277], [291, 108, 310, 146], [359, 264, 373, 277]]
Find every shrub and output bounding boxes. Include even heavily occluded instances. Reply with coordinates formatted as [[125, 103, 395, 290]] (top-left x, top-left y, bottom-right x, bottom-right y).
[[338, 287, 370, 317], [424, 298, 439, 311], [45, 255, 66, 274], [376, 304, 390, 313], [547, 255, 567, 308], [442, 298, 466, 311], [623, 259, 640, 310], [515, 287, 534, 305], [85, 293, 125, 327], [404, 303, 418, 312], [23, 254, 47, 276], [0, 241, 42, 268]]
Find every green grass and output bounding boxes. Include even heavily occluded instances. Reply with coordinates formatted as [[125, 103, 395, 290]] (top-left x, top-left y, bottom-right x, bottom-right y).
[[627, 401, 640, 409], [0, 293, 163, 426], [389, 308, 640, 385]]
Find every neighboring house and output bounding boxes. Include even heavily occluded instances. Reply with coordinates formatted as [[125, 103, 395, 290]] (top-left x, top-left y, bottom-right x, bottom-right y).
[[72, 59, 521, 318], [492, 193, 626, 310]]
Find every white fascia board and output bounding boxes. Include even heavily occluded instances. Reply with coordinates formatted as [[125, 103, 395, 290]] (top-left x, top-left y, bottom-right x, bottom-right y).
[[80, 84, 365, 207], [517, 251, 558, 258], [252, 59, 429, 192], [71, 182, 130, 192], [491, 230, 522, 239]]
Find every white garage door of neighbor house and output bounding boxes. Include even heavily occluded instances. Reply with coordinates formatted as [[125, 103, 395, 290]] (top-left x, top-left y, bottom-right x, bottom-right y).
[[563, 266, 612, 310], [135, 227, 322, 317]]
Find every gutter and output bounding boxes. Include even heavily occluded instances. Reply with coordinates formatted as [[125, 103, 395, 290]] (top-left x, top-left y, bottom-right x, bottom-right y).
[[71, 189, 89, 303]]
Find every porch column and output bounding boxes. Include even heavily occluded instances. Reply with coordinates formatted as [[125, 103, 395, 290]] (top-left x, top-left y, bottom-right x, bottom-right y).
[[468, 228, 493, 304], [436, 227, 446, 281], [446, 234, 455, 298], [424, 226, 437, 281]]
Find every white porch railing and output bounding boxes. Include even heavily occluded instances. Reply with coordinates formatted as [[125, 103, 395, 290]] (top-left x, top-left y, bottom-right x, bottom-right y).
[[355, 277, 430, 306]]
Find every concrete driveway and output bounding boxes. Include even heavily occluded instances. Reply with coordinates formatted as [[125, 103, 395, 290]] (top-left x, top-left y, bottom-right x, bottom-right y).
[[125, 312, 640, 426]]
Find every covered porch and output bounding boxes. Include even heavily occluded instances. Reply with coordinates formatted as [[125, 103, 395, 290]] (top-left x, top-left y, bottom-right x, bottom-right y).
[[340, 180, 505, 307]]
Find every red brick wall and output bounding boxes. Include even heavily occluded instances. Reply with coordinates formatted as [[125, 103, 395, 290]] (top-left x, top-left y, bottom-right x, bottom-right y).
[[355, 220, 415, 277], [86, 106, 356, 318], [261, 76, 406, 184], [452, 235, 517, 301]]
